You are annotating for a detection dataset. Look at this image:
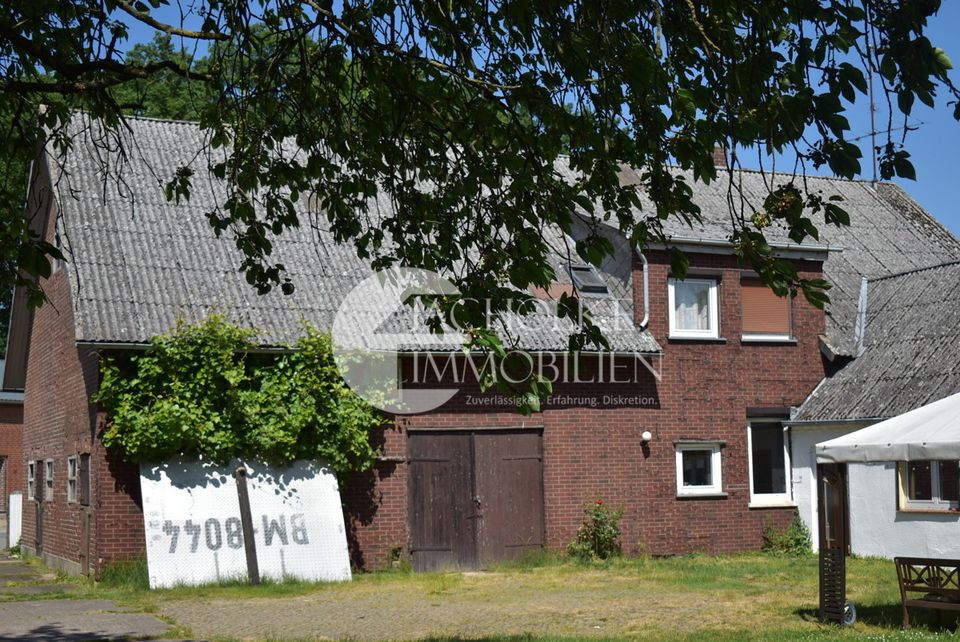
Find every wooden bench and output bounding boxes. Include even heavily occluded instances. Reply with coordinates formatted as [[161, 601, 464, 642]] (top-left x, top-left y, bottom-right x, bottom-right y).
[[895, 557, 960, 629]]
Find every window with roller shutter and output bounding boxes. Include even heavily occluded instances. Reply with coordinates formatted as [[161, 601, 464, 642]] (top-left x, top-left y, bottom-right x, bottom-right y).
[[741, 277, 792, 340]]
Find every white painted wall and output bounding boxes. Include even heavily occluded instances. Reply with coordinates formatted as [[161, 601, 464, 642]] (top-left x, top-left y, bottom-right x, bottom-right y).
[[790, 425, 859, 552], [792, 424, 960, 557], [8, 491, 22, 548], [848, 462, 960, 558]]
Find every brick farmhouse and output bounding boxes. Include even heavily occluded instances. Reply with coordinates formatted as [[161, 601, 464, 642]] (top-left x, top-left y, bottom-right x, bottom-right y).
[[5, 114, 960, 575]]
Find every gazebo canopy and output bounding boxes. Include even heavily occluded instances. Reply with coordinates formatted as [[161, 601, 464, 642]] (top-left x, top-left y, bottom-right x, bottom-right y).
[[816, 391, 960, 463]]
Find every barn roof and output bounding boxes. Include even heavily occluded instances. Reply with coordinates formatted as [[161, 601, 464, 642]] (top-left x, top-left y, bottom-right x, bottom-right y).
[[46, 114, 659, 353]]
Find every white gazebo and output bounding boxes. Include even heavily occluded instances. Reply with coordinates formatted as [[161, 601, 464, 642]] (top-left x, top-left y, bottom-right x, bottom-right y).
[[817, 392, 960, 464], [812, 392, 960, 624]]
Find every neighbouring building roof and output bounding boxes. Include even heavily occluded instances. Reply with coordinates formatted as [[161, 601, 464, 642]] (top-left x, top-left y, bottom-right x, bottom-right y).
[[794, 261, 960, 422]]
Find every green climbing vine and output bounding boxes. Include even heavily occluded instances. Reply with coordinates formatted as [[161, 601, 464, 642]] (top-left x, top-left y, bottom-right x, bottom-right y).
[[94, 315, 382, 472]]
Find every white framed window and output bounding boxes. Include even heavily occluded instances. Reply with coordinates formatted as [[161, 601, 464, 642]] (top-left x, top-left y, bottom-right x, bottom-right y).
[[44, 459, 54, 502], [898, 461, 959, 512], [67, 456, 78, 504], [748, 421, 793, 507], [668, 278, 719, 339], [27, 461, 35, 500], [675, 442, 724, 497]]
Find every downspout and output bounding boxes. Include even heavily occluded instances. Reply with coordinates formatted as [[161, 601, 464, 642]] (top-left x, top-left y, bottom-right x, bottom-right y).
[[634, 247, 650, 330]]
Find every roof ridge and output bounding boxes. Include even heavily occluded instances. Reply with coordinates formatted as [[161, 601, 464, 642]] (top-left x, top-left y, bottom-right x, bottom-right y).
[[867, 259, 960, 283]]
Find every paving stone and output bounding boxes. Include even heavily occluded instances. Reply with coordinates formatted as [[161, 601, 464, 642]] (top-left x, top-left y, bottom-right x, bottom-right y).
[[0, 599, 170, 641]]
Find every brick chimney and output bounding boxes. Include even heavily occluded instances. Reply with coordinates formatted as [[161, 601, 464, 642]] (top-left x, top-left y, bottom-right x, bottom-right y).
[[713, 146, 727, 168]]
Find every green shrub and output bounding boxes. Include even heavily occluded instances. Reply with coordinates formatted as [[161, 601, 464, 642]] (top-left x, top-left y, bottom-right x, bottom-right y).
[[568, 499, 624, 561], [762, 510, 812, 556], [94, 315, 383, 472]]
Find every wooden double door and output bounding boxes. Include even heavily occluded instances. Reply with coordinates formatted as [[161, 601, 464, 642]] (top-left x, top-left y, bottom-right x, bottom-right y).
[[408, 429, 545, 571]]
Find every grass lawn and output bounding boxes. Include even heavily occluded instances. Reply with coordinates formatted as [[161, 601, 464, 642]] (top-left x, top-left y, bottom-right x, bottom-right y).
[[6, 551, 960, 641]]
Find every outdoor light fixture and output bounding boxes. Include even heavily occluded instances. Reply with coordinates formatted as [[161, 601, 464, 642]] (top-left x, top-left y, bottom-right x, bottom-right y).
[[641, 431, 653, 443]]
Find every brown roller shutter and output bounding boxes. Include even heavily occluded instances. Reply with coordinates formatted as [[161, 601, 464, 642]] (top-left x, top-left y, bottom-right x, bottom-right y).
[[742, 278, 791, 335]]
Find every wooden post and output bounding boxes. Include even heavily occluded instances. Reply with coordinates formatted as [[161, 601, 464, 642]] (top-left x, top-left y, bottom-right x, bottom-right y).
[[818, 463, 847, 623], [234, 466, 260, 585]]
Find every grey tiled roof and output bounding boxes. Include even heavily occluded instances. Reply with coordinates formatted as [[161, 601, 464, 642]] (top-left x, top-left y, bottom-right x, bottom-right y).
[[52, 114, 959, 360], [794, 261, 960, 422], [604, 166, 960, 355], [52, 114, 659, 353]]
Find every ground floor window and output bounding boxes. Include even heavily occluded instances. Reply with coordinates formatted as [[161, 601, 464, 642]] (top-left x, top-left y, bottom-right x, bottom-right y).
[[44, 459, 53, 502], [67, 456, 78, 504], [748, 421, 792, 506], [675, 442, 723, 497], [899, 461, 959, 511], [26, 461, 35, 500]]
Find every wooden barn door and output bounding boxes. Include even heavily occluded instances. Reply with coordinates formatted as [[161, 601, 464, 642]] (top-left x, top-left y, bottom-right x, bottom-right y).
[[408, 429, 544, 571], [408, 433, 477, 571], [474, 431, 545, 565]]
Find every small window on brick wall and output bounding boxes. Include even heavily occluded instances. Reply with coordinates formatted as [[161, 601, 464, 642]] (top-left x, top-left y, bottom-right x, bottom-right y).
[[27, 461, 35, 500], [44, 459, 54, 502], [67, 456, 78, 504], [675, 442, 724, 497], [741, 277, 792, 341]]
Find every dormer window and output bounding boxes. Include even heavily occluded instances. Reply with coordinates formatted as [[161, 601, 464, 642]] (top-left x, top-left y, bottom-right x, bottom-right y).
[[568, 264, 608, 296]]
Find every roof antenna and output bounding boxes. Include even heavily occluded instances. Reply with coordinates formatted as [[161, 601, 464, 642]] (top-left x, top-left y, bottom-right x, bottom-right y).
[[865, 5, 878, 185]]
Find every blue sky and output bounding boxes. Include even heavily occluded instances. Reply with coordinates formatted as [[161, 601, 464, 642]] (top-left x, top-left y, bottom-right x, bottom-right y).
[[735, 3, 960, 235], [126, 4, 960, 234]]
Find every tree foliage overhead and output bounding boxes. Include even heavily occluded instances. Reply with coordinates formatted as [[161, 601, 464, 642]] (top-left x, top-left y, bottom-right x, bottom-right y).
[[1, 1, 958, 353], [94, 316, 382, 470]]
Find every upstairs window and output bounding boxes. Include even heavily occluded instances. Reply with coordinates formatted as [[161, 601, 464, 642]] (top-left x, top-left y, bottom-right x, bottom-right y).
[[568, 264, 609, 296], [741, 277, 791, 341], [899, 461, 959, 511], [668, 278, 719, 339]]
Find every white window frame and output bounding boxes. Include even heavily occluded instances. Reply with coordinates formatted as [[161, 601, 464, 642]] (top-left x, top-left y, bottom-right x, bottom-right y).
[[44, 459, 54, 502], [668, 278, 720, 339], [675, 442, 724, 497], [27, 460, 35, 500], [67, 455, 78, 504], [747, 421, 794, 507], [899, 461, 959, 512]]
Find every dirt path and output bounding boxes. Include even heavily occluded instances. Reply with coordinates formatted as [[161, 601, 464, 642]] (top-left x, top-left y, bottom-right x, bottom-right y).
[[160, 569, 758, 641]]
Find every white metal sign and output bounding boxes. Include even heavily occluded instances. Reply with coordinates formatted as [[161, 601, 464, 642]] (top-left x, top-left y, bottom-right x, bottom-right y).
[[141, 458, 351, 589]]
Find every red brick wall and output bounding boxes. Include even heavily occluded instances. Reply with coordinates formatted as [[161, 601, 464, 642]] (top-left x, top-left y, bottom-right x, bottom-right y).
[[0, 402, 24, 514], [20, 174, 144, 574], [19, 193, 826, 572], [343, 249, 828, 567]]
